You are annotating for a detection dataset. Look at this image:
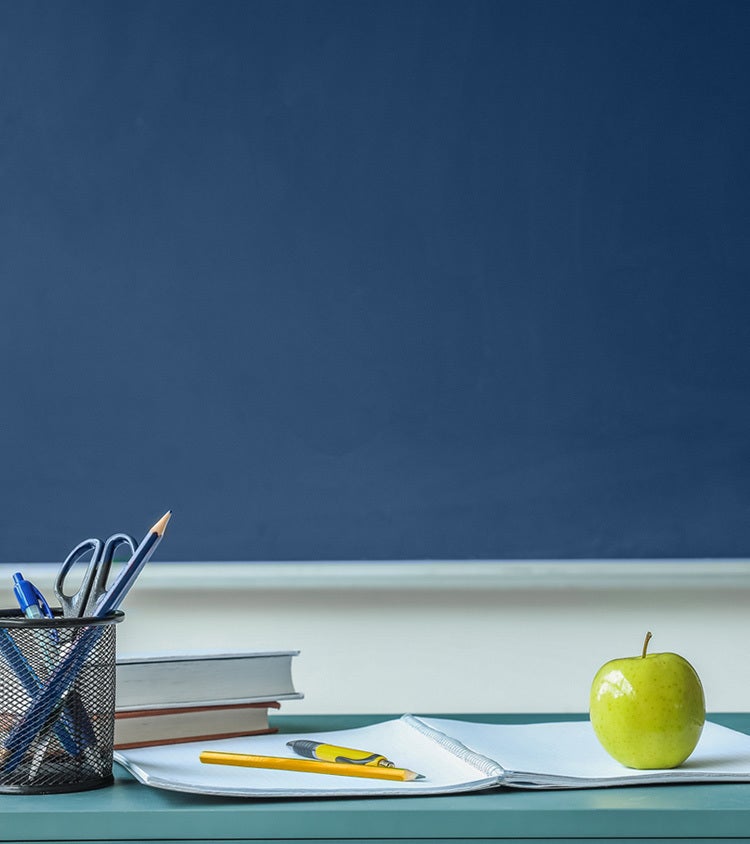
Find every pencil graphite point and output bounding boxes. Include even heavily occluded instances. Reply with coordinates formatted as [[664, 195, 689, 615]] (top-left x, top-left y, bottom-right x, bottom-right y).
[[150, 510, 172, 536]]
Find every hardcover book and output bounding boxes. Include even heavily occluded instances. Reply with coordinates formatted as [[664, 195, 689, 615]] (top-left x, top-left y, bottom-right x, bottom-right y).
[[114, 701, 280, 750], [115, 651, 302, 711]]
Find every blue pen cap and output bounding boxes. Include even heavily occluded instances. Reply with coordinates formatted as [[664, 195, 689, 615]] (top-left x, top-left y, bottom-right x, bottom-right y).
[[12, 572, 54, 619]]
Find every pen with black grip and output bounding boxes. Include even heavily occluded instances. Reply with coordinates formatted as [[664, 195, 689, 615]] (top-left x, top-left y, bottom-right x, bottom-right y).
[[287, 740, 395, 767]]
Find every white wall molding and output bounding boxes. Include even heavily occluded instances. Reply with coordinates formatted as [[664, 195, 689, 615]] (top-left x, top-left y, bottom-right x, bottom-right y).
[[6, 559, 749, 595], [145, 558, 748, 592]]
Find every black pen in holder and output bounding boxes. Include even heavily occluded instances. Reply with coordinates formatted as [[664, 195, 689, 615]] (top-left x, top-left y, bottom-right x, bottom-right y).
[[0, 609, 123, 794]]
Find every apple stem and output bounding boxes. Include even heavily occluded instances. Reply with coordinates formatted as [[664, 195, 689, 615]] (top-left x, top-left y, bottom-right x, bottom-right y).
[[642, 631, 652, 658]]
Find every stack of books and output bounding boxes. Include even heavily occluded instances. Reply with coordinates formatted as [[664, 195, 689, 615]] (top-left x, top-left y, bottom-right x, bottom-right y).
[[113, 650, 302, 749]]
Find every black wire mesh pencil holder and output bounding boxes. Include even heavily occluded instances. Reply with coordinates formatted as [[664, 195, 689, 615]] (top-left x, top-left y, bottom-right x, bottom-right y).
[[0, 609, 123, 794]]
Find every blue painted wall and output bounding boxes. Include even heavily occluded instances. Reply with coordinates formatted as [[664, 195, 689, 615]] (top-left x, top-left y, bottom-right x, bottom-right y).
[[2, 0, 749, 561]]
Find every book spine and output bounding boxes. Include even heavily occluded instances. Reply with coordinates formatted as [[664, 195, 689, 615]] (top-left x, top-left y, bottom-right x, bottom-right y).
[[401, 714, 504, 778], [114, 726, 278, 751]]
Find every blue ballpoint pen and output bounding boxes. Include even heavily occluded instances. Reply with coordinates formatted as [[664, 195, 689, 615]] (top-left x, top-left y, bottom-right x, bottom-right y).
[[13, 573, 101, 771], [13, 572, 71, 775], [2, 574, 83, 758]]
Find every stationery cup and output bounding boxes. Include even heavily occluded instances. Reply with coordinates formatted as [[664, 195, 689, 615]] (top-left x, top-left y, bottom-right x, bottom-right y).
[[0, 609, 123, 794]]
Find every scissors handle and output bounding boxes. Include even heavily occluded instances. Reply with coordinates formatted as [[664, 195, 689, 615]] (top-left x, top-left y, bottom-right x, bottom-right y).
[[83, 533, 138, 617], [54, 533, 138, 617], [54, 539, 103, 618]]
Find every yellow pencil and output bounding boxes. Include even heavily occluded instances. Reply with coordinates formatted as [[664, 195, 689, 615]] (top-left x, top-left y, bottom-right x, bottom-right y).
[[199, 751, 424, 781]]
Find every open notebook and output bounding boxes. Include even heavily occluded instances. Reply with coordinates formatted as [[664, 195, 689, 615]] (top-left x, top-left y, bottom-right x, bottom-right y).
[[113, 715, 750, 797]]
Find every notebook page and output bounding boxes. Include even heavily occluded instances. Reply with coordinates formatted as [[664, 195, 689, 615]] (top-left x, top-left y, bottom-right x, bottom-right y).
[[115, 717, 500, 797], [416, 718, 750, 787]]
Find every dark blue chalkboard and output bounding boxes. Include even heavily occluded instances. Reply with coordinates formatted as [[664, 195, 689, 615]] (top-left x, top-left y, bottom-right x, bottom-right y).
[[1, 0, 749, 561]]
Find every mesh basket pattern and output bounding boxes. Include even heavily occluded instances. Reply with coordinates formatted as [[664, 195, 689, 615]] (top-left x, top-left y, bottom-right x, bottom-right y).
[[0, 610, 122, 794]]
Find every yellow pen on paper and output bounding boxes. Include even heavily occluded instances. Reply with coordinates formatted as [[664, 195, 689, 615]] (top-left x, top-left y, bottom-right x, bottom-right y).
[[199, 751, 424, 781], [286, 739, 395, 767]]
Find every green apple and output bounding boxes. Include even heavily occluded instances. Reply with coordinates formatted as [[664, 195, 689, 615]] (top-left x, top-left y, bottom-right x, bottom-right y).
[[589, 632, 705, 769]]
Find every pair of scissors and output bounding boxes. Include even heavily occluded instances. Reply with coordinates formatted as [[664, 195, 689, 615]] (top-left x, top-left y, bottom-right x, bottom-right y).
[[54, 533, 138, 618]]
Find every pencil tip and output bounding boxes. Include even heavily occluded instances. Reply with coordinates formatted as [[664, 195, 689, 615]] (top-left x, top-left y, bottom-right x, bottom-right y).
[[150, 510, 173, 536], [414, 773, 426, 780]]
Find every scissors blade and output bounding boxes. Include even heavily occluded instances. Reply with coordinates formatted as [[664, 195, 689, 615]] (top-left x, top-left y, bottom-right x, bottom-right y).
[[81, 533, 138, 617], [54, 539, 103, 618]]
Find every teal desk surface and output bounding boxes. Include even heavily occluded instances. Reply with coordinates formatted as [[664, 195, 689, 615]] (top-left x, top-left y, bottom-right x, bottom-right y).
[[2, 713, 750, 844]]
